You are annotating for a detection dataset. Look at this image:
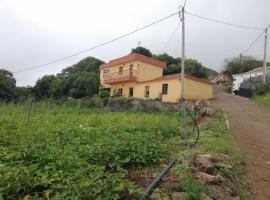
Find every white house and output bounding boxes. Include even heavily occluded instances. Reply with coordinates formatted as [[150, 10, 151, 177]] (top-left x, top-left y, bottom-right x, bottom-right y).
[[232, 66, 270, 94]]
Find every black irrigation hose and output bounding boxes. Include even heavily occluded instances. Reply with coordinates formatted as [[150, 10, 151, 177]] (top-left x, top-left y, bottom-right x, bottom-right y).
[[139, 104, 200, 199], [139, 160, 176, 200]]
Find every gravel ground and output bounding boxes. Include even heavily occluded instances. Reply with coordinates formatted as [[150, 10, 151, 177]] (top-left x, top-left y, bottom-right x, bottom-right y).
[[213, 87, 270, 200]]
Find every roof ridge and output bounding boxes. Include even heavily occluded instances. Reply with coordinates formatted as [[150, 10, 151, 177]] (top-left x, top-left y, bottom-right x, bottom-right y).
[[100, 53, 166, 69]]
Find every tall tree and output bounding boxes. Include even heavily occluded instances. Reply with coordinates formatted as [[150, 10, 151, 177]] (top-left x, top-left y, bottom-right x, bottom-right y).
[[33, 56, 104, 100], [0, 69, 17, 101], [34, 75, 56, 99], [153, 53, 178, 66], [223, 56, 270, 76], [131, 46, 152, 57]]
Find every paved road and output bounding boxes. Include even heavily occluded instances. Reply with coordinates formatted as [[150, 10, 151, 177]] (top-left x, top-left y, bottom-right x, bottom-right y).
[[213, 88, 270, 200]]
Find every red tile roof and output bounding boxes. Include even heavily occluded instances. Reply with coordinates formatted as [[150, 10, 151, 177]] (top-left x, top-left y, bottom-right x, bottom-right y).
[[100, 53, 166, 69], [138, 73, 214, 85]]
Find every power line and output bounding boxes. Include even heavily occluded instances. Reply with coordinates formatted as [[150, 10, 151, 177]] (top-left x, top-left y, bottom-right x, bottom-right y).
[[184, 10, 270, 55], [13, 11, 180, 74], [159, 22, 180, 53], [241, 30, 265, 54], [185, 11, 264, 31], [242, 24, 270, 54]]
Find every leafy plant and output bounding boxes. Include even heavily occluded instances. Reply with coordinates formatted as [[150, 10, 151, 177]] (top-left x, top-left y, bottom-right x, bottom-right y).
[[0, 103, 179, 199], [181, 176, 206, 200]]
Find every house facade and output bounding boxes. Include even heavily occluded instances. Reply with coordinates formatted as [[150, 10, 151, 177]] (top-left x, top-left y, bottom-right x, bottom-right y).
[[100, 53, 213, 102], [232, 66, 270, 93], [212, 74, 230, 84]]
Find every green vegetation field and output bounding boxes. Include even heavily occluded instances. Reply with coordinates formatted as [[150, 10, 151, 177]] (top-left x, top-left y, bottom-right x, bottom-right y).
[[0, 103, 250, 200], [0, 103, 181, 199]]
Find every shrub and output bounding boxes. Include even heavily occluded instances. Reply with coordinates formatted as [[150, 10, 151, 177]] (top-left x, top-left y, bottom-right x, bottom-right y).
[[181, 176, 206, 200], [254, 83, 270, 95], [81, 97, 179, 112], [99, 90, 110, 98]]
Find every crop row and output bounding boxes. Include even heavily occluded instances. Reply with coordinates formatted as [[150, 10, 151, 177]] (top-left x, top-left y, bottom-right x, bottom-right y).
[[0, 103, 180, 199]]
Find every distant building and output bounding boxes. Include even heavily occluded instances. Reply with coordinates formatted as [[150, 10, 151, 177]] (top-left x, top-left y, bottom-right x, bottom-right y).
[[232, 66, 270, 94], [99, 53, 213, 102], [212, 74, 230, 84]]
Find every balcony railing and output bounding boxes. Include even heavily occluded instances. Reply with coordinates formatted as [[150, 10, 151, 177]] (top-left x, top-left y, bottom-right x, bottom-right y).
[[103, 70, 137, 84]]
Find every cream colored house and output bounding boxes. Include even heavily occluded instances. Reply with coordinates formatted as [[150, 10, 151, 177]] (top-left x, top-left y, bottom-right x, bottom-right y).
[[100, 53, 213, 103]]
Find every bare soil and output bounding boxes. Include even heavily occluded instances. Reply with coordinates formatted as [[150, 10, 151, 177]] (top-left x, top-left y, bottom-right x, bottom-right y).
[[213, 87, 270, 200]]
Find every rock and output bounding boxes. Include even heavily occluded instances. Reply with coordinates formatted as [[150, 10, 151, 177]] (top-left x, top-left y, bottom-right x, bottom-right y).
[[171, 192, 185, 200], [208, 185, 233, 200], [200, 193, 213, 200], [194, 172, 216, 184], [194, 155, 216, 175], [211, 154, 234, 166], [232, 197, 240, 200], [216, 174, 226, 182], [193, 172, 224, 184]]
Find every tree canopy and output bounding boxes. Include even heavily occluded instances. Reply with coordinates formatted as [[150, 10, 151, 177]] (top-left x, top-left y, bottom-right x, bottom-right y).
[[153, 53, 217, 79], [223, 56, 270, 76], [33, 57, 104, 100], [131, 46, 152, 57], [0, 69, 17, 101]]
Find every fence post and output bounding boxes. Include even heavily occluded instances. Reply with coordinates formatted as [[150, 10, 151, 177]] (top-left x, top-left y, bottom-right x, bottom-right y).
[[27, 101, 34, 122]]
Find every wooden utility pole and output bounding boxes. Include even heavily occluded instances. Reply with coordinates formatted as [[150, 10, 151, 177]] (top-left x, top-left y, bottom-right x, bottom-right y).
[[180, 6, 188, 146], [263, 28, 268, 83]]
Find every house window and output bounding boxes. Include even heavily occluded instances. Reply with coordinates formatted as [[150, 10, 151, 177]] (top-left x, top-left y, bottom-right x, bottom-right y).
[[118, 88, 123, 96], [162, 84, 168, 94], [129, 65, 133, 76], [103, 69, 110, 78], [113, 88, 122, 97], [129, 87, 134, 97], [145, 86, 150, 98], [119, 67, 123, 75]]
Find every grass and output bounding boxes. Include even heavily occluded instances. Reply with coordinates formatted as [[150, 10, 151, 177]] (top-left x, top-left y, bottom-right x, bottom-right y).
[[252, 92, 270, 107], [171, 109, 252, 200]]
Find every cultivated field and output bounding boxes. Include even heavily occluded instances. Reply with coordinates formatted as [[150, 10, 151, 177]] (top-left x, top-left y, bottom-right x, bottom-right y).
[[0, 102, 250, 199], [0, 103, 181, 199]]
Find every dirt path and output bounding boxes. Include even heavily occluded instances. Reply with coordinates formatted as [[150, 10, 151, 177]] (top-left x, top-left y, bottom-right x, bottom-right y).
[[213, 87, 270, 200]]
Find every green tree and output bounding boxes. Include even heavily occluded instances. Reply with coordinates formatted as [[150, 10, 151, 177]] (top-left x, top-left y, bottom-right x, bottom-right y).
[[223, 56, 270, 76], [159, 57, 215, 79], [33, 56, 104, 100], [131, 46, 152, 57], [185, 59, 208, 79], [62, 56, 103, 74], [34, 75, 56, 99], [69, 72, 99, 98], [16, 86, 33, 101], [153, 53, 178, 66], [0, 69, 17, 101]]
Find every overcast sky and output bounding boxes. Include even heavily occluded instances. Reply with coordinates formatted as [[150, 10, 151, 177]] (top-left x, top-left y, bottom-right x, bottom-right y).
[[1, 0, 270, 86]]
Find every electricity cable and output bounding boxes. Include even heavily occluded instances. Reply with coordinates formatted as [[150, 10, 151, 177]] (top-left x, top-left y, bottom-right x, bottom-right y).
[[13, 11, 181, 74], [185, 11, 264, 31]]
